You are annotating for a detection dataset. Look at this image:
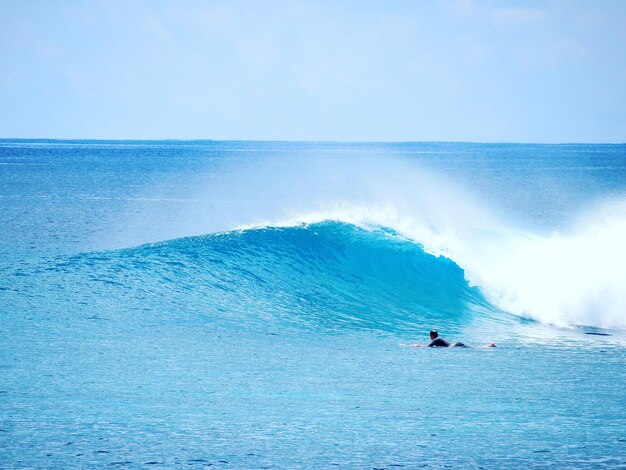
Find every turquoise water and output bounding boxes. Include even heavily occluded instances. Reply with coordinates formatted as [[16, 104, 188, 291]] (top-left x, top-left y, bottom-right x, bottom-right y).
[[1, 140, 626, 468]]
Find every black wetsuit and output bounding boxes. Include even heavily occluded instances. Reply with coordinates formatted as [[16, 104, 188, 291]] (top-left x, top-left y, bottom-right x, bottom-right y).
[[428, 337, 450, 347], [428, 338, 466, 348]]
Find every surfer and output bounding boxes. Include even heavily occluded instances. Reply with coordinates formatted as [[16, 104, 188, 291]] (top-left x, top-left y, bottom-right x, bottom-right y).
[[401, 330, 496, 348]]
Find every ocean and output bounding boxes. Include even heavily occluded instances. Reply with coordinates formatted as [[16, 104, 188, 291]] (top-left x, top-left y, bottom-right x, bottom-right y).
[[1, 140, 625, 468]]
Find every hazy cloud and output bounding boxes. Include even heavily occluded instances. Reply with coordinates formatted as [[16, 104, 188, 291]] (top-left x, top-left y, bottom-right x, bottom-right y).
[[492, 8, 547, 26], [0, 0, 624, 142]]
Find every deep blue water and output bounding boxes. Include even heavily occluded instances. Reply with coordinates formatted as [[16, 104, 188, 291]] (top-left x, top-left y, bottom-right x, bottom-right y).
[[1, 140, 626, 468]]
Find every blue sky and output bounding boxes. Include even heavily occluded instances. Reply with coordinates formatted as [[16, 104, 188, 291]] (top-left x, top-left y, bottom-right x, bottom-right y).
[[1, 0, 625, 142]]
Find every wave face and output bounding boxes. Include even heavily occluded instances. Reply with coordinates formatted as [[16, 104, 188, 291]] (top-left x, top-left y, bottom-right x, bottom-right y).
[[19, 222, 499, 335]]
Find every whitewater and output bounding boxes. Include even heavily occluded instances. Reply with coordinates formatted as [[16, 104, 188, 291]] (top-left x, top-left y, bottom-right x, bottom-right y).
[[1, 140, 625, 468]]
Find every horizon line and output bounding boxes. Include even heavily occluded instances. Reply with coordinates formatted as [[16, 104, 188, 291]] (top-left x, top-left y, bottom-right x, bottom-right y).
[[1, 137, 625, 146]]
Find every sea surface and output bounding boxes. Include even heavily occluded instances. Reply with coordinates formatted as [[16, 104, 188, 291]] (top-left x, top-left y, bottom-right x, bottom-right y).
[[1, 140, 625, 468]]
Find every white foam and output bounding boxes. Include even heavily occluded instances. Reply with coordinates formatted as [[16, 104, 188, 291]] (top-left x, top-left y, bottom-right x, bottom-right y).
[[456, 200, 626, 329]]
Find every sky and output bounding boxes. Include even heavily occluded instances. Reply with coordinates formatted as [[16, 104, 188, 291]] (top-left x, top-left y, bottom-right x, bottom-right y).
[[1, 0, 625, 143]]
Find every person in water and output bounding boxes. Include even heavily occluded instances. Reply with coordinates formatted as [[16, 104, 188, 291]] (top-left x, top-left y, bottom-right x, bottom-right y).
[[401, 330, 496, 348]]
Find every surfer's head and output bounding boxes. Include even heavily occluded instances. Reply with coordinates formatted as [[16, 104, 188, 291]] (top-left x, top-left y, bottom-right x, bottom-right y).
[[429, 330, 439, 340]]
